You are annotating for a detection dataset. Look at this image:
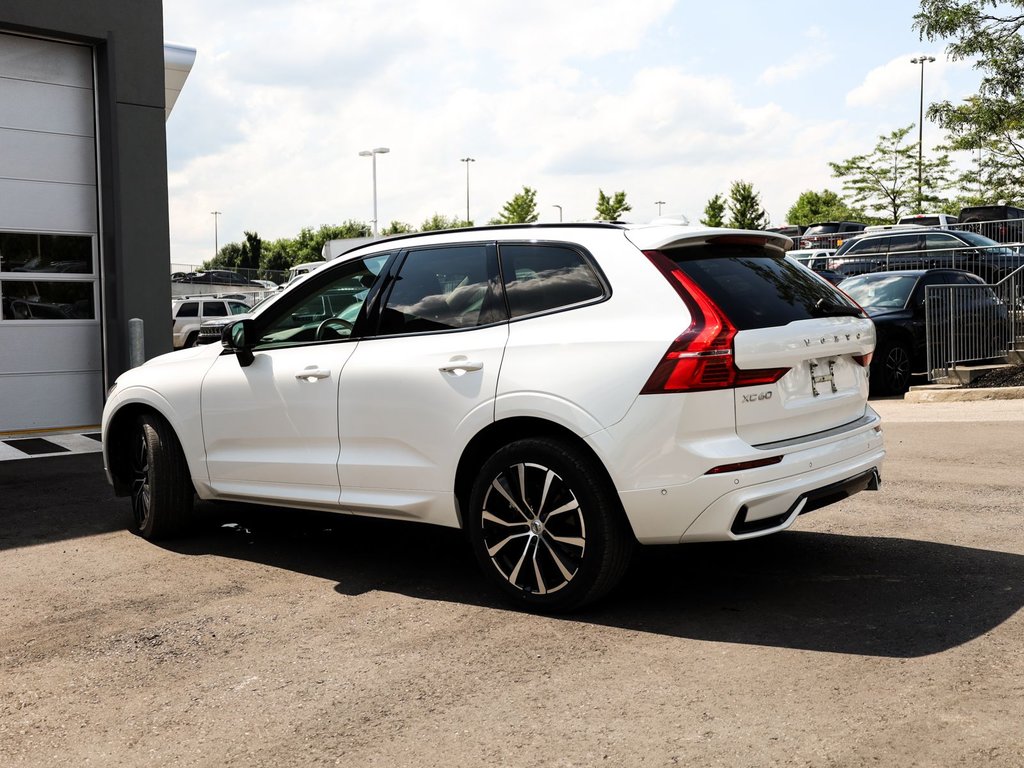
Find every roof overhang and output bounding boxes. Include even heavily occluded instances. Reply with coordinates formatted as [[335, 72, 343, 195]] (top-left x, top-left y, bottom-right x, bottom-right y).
[[164, 42, 196, 121]]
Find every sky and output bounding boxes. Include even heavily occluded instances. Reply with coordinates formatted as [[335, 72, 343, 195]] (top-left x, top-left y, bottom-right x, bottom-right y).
[[162, 0, 985, 267]]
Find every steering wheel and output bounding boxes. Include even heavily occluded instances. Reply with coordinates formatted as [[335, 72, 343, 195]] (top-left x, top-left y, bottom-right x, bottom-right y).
[[315, 317, 354, 341]]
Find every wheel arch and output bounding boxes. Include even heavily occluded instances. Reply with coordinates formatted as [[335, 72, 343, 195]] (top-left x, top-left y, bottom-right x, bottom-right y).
[[104, 398, 199, 497], [453, 416, 631, 535]]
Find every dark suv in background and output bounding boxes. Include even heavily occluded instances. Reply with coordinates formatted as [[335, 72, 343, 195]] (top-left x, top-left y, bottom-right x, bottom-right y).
[[958, 204, 1024, 243], [799, 221, 866, 250], [828, 228, 1024, 283]]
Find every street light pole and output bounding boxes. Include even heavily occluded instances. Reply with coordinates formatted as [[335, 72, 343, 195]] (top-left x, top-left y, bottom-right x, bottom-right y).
[[359, 147, 390, 236], [210, 210, 221, 258], [460, 157, 475, 224], [655, 200, 666, 216], [910, 55, 935, 212], [552, 204, 562, 222]]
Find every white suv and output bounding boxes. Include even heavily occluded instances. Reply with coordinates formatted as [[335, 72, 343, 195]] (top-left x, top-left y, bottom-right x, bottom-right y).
[[171, 296, 251, 348], [104, 223, 884, 611]]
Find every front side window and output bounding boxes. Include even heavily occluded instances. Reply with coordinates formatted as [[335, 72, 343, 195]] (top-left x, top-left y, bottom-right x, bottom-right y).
[[498, 244, 605, 318], [377, 245, 502, 336], [228, 302, 250, 315], [256, 253, 389, 346]]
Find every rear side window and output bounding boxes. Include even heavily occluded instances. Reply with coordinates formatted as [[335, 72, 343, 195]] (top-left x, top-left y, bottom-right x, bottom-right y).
[[175, 302, 198, 318], [498, 244, 605, 318], [665, 244, 854, 329]]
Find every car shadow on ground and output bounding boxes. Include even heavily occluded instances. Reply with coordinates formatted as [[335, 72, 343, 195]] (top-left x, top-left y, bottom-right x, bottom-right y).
[[6, 455, 1019, 660], [160, 500, 1023, 660]]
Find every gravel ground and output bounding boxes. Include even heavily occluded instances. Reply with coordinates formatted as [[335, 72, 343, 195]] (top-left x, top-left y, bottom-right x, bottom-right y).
[[1, 399, 1021, 767], [967, 364, 1024, 388]]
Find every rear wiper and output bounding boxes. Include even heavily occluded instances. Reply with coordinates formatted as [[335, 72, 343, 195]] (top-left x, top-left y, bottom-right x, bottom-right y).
[[813, 298, 864, 318]]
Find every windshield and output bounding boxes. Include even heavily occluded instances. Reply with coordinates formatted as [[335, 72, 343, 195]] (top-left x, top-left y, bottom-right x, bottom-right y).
[[838, 274, 917, 309]]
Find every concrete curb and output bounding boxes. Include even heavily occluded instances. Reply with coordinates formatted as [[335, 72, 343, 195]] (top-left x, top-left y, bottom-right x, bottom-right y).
[[904, 385, 1024, 403]]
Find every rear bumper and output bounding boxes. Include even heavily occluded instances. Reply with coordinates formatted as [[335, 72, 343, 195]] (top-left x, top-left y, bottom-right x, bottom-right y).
[[608, 406, 885, 545]]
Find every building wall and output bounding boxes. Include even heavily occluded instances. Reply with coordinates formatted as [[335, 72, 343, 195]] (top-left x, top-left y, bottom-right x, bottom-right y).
[[0, 0, 171, 430]]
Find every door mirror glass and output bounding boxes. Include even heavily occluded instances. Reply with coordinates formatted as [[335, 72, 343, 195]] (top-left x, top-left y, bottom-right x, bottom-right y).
[[223, 318, 255, 366]]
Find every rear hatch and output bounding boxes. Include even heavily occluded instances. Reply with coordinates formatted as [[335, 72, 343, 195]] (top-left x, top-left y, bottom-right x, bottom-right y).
[[635, 233, 874, 446]]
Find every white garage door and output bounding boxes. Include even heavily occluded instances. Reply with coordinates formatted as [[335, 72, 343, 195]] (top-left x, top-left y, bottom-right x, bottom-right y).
[[0, 33, 101, 433]]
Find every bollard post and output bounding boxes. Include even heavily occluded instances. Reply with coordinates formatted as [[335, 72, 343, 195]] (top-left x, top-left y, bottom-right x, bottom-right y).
[[128, 318, 145, 368]]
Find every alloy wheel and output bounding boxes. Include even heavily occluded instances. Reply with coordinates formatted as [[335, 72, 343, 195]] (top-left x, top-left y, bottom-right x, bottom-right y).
[[883, 345, 911, 393], [130, 429, 151, 529], [480, 462, 586, 596]]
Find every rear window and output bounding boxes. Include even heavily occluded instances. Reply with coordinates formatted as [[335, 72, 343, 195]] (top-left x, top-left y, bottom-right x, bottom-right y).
[[803, 224, 840, 235], [664, 244, 855, 329]]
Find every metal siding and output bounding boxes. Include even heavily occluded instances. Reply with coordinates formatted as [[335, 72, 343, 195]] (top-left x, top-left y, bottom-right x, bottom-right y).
[[0, 32, 100, 432]]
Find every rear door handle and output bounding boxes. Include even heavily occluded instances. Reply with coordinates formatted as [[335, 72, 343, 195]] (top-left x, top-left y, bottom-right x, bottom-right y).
[[439, 359, 483, 374], [295, 367, 331, 382]]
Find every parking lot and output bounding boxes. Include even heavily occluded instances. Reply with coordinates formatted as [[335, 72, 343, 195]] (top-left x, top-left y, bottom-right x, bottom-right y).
[[1, 398, 1022, 767]]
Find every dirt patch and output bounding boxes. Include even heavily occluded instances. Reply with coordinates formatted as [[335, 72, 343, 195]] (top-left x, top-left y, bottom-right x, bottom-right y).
[[967, 364, 1024, 388]]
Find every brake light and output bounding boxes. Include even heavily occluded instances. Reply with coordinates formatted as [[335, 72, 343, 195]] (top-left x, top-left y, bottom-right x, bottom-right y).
[[852, 352, 873, 367], [641, 251, 790, 393]]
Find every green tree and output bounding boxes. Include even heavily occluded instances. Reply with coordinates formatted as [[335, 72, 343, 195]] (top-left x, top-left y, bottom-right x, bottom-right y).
[[260, 239, 291, 276], [829, 125, 953, 221], [701, 193, 726, 227], [915, 1, 1024, 168], [381, 220, 415, 235], [490, 186, 539, 224], [785, 189, 863, 226], [420, 214, 468, 231], [951, 136, 1024, 204], [726, 181, 770, 229], [239, 231, 261, 273], [595, 189, 632, 220]]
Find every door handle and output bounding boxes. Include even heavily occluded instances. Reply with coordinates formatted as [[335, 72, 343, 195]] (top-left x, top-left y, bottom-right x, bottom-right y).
[[295, 367, 331, 382], [439, 359, 484, 374]]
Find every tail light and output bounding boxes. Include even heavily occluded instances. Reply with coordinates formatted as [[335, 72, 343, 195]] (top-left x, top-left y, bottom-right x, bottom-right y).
[[641, 251, 790, 394], [852, 352, 873, 367]]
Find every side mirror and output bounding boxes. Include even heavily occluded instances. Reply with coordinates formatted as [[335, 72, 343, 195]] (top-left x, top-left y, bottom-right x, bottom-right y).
[[222, 318, 256, 367]]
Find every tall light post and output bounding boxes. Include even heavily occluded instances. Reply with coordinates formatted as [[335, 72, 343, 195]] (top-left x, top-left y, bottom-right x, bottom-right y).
[[552, 204, 562, 222], [210, 210, 221, 258], [655, 200, 666, 216], [358, 147, 390, 236], [460, 157, 475, 224], [910, 55, 935, 212]]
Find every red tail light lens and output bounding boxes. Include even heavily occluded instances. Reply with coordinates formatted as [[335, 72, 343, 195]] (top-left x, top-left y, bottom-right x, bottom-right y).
[[642, 251, 790, 394], [852, 352, 873, 367]]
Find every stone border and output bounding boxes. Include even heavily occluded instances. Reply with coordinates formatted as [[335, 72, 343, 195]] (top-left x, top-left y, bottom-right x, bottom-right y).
[[905, 385, 1024, 403]]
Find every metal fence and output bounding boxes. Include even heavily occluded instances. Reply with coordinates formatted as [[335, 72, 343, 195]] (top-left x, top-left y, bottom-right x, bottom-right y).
[[169, 263, 288, 303], [925, 267, 1023, 381], [826, 241, 1024, 285]]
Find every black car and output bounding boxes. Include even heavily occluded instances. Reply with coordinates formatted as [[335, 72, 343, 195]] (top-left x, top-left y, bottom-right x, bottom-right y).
[[829, 228, 1024, 284], [838, 269, 1009, 395]]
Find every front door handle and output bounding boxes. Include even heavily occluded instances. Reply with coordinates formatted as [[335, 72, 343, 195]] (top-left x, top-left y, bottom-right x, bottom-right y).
[[439, 359, 484, 374], [296, 367, 331, 382]]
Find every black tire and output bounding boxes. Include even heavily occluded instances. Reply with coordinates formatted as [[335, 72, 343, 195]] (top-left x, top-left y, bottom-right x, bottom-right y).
[[871, 339, 912, 395], [129, 414, 194, 539], [184, 331, 199, 348], [467, 437, 633, 612]]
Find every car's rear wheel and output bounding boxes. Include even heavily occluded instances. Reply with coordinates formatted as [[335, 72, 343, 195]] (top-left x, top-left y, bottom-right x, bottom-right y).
[[129, 414, 194, 539], [467, 437, 632, 612], [872, 340, 912, 395]]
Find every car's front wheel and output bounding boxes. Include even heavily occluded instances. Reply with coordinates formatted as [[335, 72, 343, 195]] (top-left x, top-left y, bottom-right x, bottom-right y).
[[129, 414, 194, 539], [467, 437, 632, 612]]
